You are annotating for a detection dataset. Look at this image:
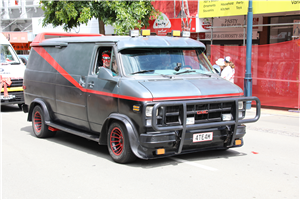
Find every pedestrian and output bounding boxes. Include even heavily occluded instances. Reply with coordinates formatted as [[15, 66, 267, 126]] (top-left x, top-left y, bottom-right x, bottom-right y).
[[229, 61, 235, 83], [221, 56, 234, 83]]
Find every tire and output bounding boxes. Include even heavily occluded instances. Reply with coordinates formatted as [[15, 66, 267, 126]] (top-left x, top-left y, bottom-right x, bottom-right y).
[[31, 105, 56, 138], [107, 122, 136, 164], [18, 103, 24, 110]]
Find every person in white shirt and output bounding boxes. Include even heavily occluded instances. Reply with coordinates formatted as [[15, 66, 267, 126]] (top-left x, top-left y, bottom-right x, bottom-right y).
[[221, 56, 234, 83], [229, 62, 235, 83]]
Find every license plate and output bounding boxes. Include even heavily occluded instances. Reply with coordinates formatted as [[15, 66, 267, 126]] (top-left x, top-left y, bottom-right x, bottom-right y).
[[193, 132, 213, 143], [0, 95, 15, 100]]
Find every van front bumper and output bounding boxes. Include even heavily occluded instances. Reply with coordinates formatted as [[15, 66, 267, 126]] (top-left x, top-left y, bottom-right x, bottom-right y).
[[139, 124, 246, 158], [135, 97, 260, 159]]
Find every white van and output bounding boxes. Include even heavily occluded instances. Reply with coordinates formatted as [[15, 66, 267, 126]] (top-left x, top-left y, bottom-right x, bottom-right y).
[[0, 33, 26, 108]]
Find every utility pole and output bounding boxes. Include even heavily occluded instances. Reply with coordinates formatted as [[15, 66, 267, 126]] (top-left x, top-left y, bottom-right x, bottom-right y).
[[245, 0, 253, 109]]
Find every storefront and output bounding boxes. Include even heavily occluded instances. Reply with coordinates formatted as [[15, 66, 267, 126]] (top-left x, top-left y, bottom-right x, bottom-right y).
[[1, 32, 31, 54], [269, 15, 300, 44], [195, 15, 263, 56]]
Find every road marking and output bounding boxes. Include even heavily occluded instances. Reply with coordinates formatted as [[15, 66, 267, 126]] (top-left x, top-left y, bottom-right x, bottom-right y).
[[170, 157, 218, 171]]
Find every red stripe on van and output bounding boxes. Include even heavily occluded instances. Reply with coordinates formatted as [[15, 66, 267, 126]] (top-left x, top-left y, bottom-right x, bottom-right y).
[[34, 47, 243, 102], [85, 89, 153, 102], [34, 47, 83, 90], [152, 93, 244, 101]]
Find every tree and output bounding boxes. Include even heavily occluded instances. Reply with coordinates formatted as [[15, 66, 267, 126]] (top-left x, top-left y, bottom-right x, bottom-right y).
[[40, 0, 159, 35]]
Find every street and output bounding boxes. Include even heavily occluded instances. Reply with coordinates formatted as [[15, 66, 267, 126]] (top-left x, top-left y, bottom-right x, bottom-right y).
[[1, 104, 299, 199]]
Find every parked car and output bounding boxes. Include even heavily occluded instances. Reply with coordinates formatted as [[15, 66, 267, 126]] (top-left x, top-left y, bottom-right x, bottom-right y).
[[22, 31, 261, 163], [18, 55, 29, 66], [1, 33, 25, 108]]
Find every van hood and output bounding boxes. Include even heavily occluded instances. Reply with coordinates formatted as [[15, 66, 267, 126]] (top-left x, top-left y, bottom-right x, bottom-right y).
[[139, 77, 243, 100]]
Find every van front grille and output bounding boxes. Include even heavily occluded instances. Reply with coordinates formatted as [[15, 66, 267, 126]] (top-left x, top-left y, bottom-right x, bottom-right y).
[[159, 102, 234, 126]]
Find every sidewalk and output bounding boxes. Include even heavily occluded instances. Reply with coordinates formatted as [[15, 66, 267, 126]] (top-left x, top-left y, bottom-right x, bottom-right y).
[[246, 106, 300, 117]]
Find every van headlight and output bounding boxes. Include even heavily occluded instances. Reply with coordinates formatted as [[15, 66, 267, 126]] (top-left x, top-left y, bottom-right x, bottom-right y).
[[146, 106, 158, 117], [238, 101, 245, 119], [238, 101, 244, 109]]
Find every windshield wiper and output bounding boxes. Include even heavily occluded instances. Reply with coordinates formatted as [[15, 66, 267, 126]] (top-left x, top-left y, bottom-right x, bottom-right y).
[[131, 70, 154, 75], [174, 70, 212, 77], [174, 70, 196, 75]]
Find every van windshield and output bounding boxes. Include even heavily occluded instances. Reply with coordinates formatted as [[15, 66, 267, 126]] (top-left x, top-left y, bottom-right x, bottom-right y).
[[0, 44, 20, 65], [120, 49, 214, 76]]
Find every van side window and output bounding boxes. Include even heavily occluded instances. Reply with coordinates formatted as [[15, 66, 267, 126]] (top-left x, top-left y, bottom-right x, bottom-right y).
[[94, 47, 118, 76], [110, 50, 119, 76]]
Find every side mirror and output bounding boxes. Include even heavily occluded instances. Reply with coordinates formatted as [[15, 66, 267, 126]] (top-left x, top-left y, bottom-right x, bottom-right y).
[[174, 63, 182, 71], [97, 67, 118, 82]]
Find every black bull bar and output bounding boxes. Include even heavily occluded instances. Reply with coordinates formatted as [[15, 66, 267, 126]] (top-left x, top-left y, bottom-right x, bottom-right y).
[[151, 96, 261, 154]]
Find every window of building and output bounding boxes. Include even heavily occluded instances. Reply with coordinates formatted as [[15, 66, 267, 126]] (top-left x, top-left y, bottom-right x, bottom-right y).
[[269, 15, 300, 44]]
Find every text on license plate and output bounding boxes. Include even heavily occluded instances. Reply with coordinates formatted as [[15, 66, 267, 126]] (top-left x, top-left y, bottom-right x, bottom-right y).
[[193, 132, 213, 143]]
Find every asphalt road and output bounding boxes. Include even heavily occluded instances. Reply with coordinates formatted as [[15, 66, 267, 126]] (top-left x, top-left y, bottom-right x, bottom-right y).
[[1, 104, 299, 199]]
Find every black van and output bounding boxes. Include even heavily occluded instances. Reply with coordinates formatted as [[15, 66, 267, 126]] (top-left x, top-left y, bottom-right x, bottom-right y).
[[23, 31, 260, 163]]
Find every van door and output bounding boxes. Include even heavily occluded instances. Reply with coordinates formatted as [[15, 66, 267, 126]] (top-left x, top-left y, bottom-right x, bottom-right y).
[[86, 45, 120, 133], [54, 43, 94, 131]]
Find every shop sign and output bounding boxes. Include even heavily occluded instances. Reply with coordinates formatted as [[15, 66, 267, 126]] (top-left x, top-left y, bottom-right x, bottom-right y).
[[11, 43, 31, 51], [153, 13, 171, 36], [198, 0, 248, 18], [201, 18, 211, 31], [253, 0, 300, 14], [199, 0, 300, 18], [205, 31, 258, 40], [197, 15, 263, 32], [146, 13, 197, 35]]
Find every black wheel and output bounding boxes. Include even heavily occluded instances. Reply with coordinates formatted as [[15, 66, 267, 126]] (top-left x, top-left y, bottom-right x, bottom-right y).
[[107, 122, 136, 164], [31, 105, 56, 138]]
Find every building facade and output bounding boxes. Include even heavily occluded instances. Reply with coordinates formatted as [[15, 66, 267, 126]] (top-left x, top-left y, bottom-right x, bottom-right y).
[[1, 0, 299, 56]]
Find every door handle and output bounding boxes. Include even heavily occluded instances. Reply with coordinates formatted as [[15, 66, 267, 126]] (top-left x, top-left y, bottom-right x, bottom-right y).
[[88, 82, 94, 88], [79, 79, 85, 87]]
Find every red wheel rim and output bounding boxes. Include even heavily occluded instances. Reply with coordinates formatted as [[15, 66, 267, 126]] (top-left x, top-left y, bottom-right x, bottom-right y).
[[110, 127, 123, 156], [34, 111, 42, 133]]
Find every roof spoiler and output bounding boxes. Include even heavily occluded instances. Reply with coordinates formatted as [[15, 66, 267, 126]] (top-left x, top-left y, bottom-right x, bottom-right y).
[[31, 32, 103, 47]]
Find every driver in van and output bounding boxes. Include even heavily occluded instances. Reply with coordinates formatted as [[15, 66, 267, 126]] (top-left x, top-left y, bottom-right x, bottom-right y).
[[102, 53, 111, 69], [98, 51, 117, 76], [96, 51, 111, 74]]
